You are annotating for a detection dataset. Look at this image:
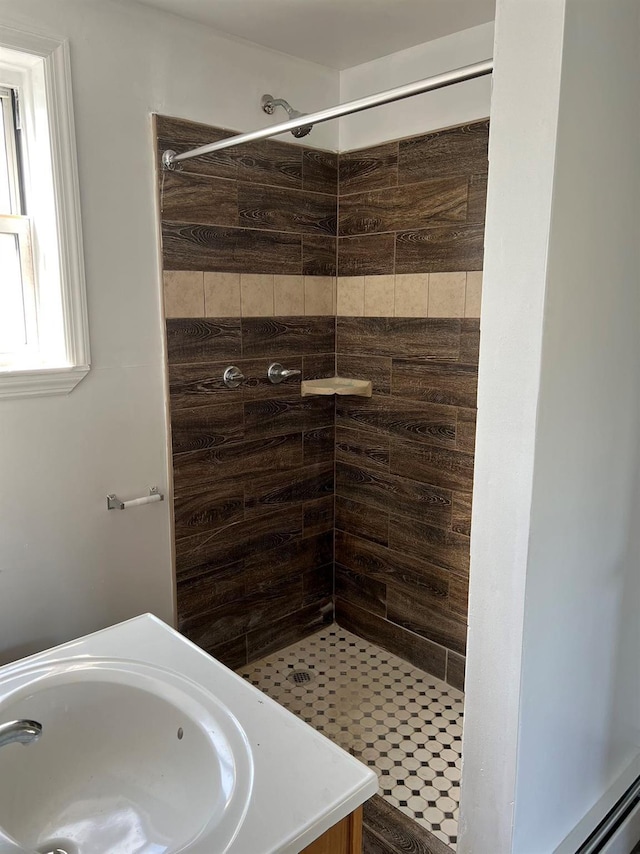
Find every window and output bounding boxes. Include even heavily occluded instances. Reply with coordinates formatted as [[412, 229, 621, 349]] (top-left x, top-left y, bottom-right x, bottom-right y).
[[0, 27, 89, 398], [0, 85, 37, 366]]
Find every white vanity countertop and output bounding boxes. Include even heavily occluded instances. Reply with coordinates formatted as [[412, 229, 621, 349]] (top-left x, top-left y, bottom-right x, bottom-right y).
[[1, 614, 377, 853]]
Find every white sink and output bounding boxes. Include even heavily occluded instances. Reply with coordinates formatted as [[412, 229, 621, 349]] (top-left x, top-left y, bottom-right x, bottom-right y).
[[0, 658, 253, 854], [0, 615, 377, 854]]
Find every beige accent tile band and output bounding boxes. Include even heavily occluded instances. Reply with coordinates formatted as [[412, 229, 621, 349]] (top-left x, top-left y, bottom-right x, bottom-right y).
[[338, 272, 482, 318], [163, 271, 482, 319], [164, 272, 336, 318]]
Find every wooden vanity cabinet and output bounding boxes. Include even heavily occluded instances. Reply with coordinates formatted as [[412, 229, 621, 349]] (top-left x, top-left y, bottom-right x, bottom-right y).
[[300, 806, 363, 854]]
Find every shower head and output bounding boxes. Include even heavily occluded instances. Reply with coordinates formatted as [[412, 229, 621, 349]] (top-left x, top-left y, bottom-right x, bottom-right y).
[[261, 94, 313, 138]]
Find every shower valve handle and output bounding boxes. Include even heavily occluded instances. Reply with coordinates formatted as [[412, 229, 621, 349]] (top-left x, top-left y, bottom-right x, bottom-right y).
[[268, 363, 301, 384]]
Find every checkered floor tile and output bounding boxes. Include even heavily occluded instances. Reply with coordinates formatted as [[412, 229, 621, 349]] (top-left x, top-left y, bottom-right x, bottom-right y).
[[238, 624, 464, 849]]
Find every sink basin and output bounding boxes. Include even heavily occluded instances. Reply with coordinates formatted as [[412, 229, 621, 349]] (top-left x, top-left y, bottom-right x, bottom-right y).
[[0, 615, 377, 854], [0, 658, 253, 854]]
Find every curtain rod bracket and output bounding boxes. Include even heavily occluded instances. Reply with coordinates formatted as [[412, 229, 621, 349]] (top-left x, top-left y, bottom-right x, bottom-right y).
[[162, 149, 181, 171]]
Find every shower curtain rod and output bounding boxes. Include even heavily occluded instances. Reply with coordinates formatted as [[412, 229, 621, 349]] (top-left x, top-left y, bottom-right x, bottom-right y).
[[162, 58, 493, 169]]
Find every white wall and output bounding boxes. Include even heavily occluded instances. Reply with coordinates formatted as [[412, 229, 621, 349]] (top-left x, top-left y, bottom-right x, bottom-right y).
[[461, 0, 640, 851], [513, 0, 640, 849], [339, 22, 494, 152], [0, 0, 339, 664], [458, 3, 565, 849]]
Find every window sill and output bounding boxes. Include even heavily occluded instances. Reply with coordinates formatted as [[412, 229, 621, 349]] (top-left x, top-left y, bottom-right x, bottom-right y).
[[0, 365, 90, 399]]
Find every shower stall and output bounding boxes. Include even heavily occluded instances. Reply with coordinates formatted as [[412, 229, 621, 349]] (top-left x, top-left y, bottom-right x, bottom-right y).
[[157, 63, 489, 852]]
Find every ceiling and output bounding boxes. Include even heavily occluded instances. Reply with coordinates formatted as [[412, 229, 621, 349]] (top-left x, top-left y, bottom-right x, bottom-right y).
[[133, 0, 495, 70]]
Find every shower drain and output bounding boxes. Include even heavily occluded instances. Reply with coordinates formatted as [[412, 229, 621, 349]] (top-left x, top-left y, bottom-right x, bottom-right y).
[[287, 669, 314, 686]]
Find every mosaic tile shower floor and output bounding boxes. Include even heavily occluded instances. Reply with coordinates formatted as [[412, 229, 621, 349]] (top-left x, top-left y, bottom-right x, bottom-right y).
[[238, 624, 464, 849]]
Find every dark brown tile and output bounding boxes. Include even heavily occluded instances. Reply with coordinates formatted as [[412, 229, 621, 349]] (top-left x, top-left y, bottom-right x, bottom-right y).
[[245, 396, 334, 439], [161, 172, 238, 226], [172, 433, 303, 497], [446, 651, 466, 691], [336, 462, 452, 528], [160, 132, 304, 187], [335, 565, 386, 617], [457, 407, 477, 453], [302, 235, 337, 276], [162, 222, 302, 274], [363, 826, 389, 854], [302, 148, 338, 194], [181, 573, 304, 651], [232, 137, 303, 188], [389, 513, 470, 576], [169, 361, 237, 409], [166, 318, 241, 365], [241, 357, 303, 401], [246, 599, 333, 663], [158, 137, 238, 181], [303, 425, 336, 465], [303, 496, 334, 537], [335, 496, 389, 547], [395, 224, 485, 274], [339, 178, 467, 236], [467, 173, 488, 223], [336, 425, 390, 471], [241, 316, 335, 358], [452, 491, 473, 536], [171, 401, 244, 455], [387, 585, 467, 655], [176, 560, 244, 610], [176, 505, 302, 574], [390, 440, 474, 491], [335, 531, 449, 603], [335, 598, 446, 679], [337, 234, 395, 276], [363, 795, 453, 854], [392, 359, 477, 408], [206, 634, 247, 670], [174, 485, 244, 540], [246, 530, 333, 578], [398, 121, 489, 183], [337, 317, 460, 360], [336, 395, 457, 450], [303, 352, 335, 380], [449, 575, 469, 617], [459, 318, 481, 364], [156, 117, 237, 180], [339, 142, 398, 194], [245, 464, 333, 517], [302, 562, 333, 606], [157, 119, 304, 188], [336, 353, 392, 395], [238, 183, 336, 236]]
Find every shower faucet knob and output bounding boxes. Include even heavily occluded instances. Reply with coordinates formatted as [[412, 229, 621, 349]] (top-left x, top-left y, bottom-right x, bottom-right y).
[[268, 363, 301, 384], [223, 366, 244, 388]]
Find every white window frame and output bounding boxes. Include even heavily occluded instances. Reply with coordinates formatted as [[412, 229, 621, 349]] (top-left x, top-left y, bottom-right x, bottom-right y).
[[0, 26, 89, 399]]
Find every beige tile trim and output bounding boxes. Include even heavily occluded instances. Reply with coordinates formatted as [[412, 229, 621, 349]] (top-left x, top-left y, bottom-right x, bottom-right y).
[[163, 271, 482, 319], [163, 272, 336, 318], [339, 272, 482, 318]]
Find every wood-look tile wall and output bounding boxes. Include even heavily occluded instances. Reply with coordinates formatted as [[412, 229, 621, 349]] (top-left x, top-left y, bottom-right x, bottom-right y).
[[158, 115, 487, 684], [337, 121, 489, 276], [157, 115, 337, 276], [334, 318, 479, 690], [158, 115, 338, 668], [168, 316, 336, 668], [332, 121, 488, 690]]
